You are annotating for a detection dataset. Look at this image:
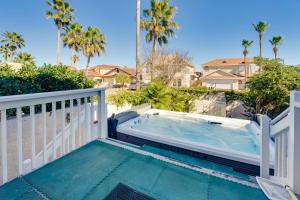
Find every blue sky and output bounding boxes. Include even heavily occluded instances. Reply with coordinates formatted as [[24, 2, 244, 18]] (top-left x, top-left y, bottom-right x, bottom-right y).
[[0, 0, 299, 70]]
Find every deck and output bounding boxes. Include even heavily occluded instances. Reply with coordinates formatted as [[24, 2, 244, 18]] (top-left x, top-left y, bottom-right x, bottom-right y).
[[0, 141, 266, 200]]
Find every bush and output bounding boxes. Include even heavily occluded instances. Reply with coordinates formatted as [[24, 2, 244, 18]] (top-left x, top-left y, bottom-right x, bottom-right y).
[[247, 65, 300, 118], [107, 91, 146, 108], [0, 64, 95, 96], [107, 81, 197, 112]]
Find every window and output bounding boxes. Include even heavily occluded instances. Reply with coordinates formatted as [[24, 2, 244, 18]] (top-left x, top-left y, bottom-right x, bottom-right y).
[[177, 79, 182, 87]]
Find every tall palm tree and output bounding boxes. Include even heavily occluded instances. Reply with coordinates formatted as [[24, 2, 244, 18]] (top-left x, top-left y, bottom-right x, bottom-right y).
[[81, 26, 106, 69], [136, 0, 141, 91], [253, 21, 268, 58], [269, 36, 283, 59], [14, 52, 36, 66], [62, 23, 82, 68], [141, 0, 179, 80], [46, 0, 74, 64], [242, 40, 253, 88], [1, 31, 25, 62]]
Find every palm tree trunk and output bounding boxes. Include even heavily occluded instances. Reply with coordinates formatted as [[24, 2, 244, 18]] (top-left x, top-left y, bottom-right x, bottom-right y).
[[57, 28, 61, 65], [259, 33, 262, 57], [244, 55, 247, 89], [86, 56, 91, 69], [85, 56, 91, 76], [151, 36, 157, 81], [274, 47, 277, 60], [136, 0, 141, 91], [71, 47, 75, 67]]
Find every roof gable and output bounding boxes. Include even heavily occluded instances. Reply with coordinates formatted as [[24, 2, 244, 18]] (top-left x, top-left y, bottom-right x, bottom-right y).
[[201, 70, 244, 80]]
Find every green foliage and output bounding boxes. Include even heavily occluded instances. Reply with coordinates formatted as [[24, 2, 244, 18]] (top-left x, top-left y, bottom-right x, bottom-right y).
[[141, 0, 179, 48], [0, 64, 95, 96], [45, 0, 74, 29], [115, 74, 131, 87], [0, 31, 25, 62], [107, 91, 146, 108], [108, 81, 196, 112], [82, 26, 106, 68], [247, 65, 300, 118], [14, 52, 36, 66], [254, 57, 283, 71], [142, 81, 170, 109]]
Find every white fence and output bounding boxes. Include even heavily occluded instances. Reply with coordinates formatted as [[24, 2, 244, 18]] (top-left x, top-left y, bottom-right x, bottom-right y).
[[0, 88, 107, 185], [260, 91, 300, 194]]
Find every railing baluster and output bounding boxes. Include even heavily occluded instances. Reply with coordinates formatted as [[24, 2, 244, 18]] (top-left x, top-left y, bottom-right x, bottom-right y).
[[85, 97, 90, 143], [17, 108, 23, 175], [77, 98, 81, 146], [30, 105, 35, 169], [282, 133, 287, 178], [52, 102, 57, 160], [61, 100, 65, 156], [70, 100, 75, 150], [1, 109, 8, 184], [91, 99, 95, 140], [42, 103, 47, 164]]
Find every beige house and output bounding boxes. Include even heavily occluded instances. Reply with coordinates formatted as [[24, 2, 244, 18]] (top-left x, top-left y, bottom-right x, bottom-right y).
[[200, 58, 258, 90], [86, 65, 136, 87], [141, 54, 195, 87]]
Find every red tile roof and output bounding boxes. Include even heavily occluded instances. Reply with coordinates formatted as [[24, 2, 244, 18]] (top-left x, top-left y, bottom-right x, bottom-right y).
[[202, 58, 254, 67], [87, 65, 136, 78]]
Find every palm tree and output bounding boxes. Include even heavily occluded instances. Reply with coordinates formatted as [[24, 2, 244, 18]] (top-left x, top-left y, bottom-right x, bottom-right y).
[[14, 52, 36, 66], [46, 0, 74, 64], [0, 45, 10, 63], [242, 40, 253, 88], [253, 21, 268, 58], [136, 0, 141, 91], [72, 54, 80, 66], [62, 23, 82, 68], [1, 31, 25, 62], [141, 0, 179, 80], [81, 26, 106, 69], [269, 36, 283, 59]]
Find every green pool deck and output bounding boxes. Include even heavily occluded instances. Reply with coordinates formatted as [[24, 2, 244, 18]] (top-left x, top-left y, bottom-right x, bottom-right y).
[[0, 141, 267, 200], [140, 145, 251, 180]]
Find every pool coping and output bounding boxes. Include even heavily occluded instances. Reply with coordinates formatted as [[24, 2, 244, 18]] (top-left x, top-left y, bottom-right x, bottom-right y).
[[101, 139, 260, 189]]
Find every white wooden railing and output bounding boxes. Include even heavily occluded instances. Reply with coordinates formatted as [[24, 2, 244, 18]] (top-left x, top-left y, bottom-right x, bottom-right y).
[[260, 91, 300, 194], [0, 88, 107, 185]]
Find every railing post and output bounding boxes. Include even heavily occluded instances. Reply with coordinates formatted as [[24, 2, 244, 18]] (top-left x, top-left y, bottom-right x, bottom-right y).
[[98, 89, 108, 139], [289, 91, 300, 194], [260, 115, 270, 179]]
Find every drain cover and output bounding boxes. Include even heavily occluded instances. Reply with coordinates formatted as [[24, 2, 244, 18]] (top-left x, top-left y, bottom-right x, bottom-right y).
[[104, 183, 155, 200]]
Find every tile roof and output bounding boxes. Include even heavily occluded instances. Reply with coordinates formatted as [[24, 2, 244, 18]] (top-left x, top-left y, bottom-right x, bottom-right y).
[[202, 58, 254, 67], [87, 65, 136, 78]]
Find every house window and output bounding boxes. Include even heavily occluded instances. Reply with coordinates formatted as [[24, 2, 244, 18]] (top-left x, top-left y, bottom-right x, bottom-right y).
[[173, 81, 177, 87], [177, 79, 182, 87]]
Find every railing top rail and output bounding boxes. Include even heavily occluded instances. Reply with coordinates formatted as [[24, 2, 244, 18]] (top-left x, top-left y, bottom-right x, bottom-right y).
[[271, 108, 290, 126], [0, 88, 105, 104]]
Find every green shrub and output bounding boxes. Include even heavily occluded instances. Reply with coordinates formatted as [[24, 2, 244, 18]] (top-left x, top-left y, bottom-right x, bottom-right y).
[[107, 91, 146, 108], [0, 64, 95, 96], [107, 81, 197, 112], [247, 65, 300, 118]]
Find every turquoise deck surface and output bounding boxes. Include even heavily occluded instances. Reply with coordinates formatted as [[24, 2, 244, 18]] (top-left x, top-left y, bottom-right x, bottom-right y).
[[141, 145, 251, 180], [0, 141, 267, 200]]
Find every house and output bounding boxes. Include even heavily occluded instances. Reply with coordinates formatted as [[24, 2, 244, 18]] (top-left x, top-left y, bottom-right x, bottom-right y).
[[86, 65, 136, 87], [200, 58, 258, 90], [141, 54, 195, 87]]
